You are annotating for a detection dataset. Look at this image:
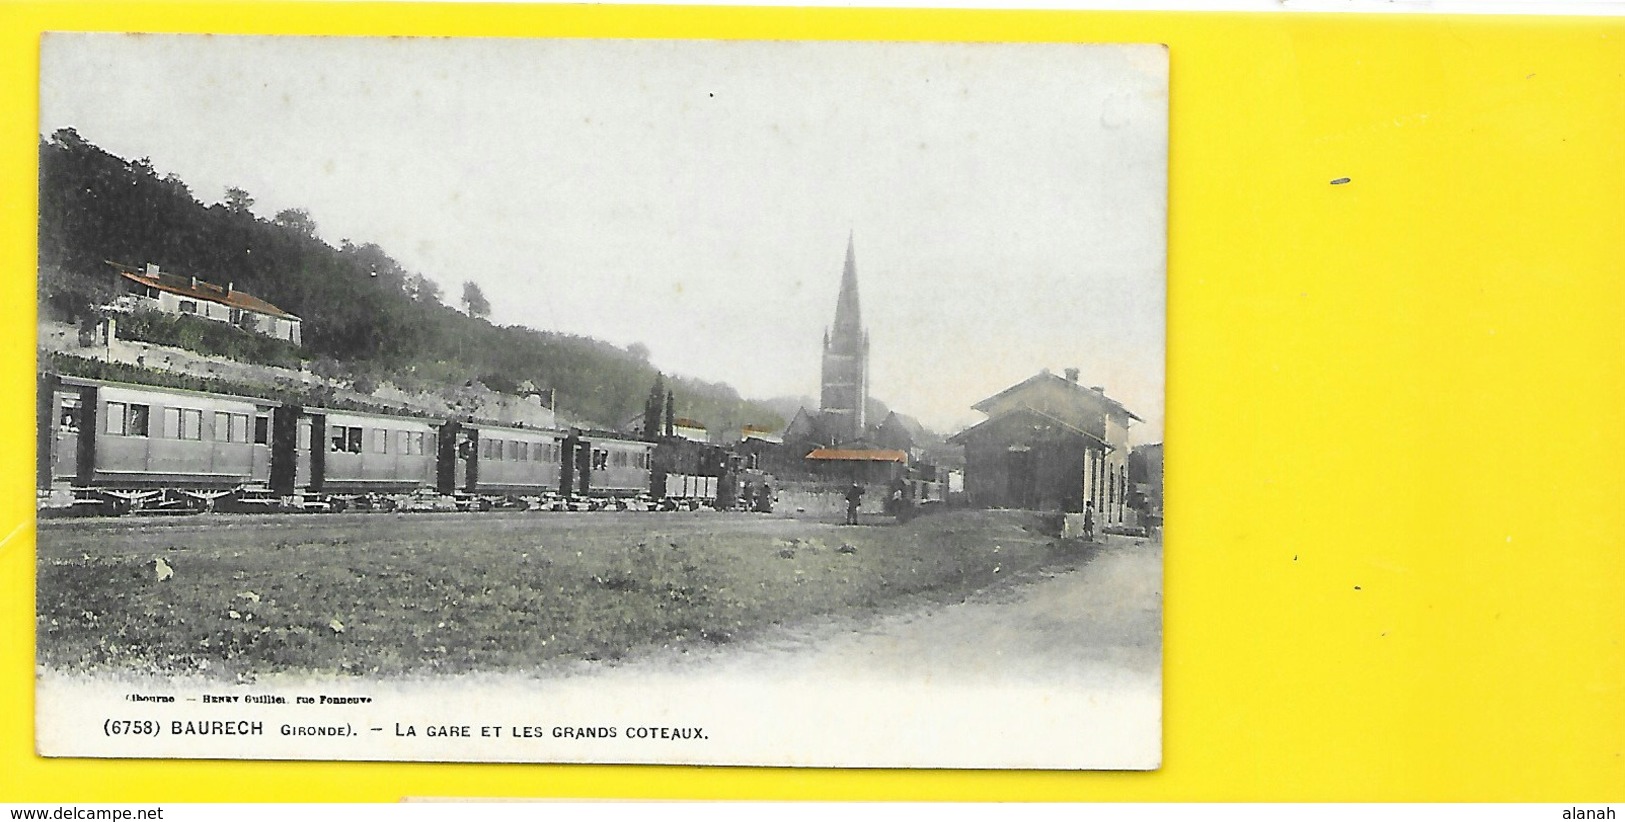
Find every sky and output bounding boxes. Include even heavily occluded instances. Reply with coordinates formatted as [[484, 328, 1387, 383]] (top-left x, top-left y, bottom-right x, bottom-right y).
[[41, 35, 1166, 441]]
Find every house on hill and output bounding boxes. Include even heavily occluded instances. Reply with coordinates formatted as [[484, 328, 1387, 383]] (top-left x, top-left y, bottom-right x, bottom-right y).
[[105, 262, 303, 345], [623, 413, 708, 443], [948, 368, 1139, 520]]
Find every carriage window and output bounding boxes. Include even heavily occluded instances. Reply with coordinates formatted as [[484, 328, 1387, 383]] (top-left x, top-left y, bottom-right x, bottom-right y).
[[506, 440, 519, 461], [419, 432, 431, 455], [57, 397, 81, 432], [179, 300, 198, 314], [215, 412, 231, 441], [398, 431, 410, 455], [104, 402, 149, 437], [373, 429, 388, 454], [516, 441, 529, 461], [105, 402, 127, 435], [179, 409, 202, 440], [297, 421, 312, 450], [254, 415, 269, 444], [592, 450, 608, 470], [232, 414, 250, 444], [333, 426, 363, 453]]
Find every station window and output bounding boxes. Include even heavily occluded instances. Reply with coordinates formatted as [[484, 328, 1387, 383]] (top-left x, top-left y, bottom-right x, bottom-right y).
[[254, 414, 269, 445]]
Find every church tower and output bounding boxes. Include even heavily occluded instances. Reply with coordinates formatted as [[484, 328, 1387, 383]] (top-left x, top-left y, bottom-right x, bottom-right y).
[[819, 234, 870, 444]]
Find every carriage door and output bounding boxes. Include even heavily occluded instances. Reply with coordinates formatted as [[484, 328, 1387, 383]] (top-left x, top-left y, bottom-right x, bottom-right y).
[[577, 443, 593, 495], [295, 417, 314, 489], [458, 430, 477, 492], [51, 391, 82, 483]]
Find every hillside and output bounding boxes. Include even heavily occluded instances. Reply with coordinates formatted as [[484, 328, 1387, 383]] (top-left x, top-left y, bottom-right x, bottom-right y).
[[36, 128, 782, 436]]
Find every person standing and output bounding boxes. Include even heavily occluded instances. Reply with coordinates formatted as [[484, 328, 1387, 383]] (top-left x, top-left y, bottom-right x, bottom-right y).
[[1083, 498, 1096, 542], [845, 481, 865, 525]]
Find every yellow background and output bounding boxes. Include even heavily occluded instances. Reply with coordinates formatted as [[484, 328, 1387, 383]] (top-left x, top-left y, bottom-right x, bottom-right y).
[[1, 3, 1621, 802]]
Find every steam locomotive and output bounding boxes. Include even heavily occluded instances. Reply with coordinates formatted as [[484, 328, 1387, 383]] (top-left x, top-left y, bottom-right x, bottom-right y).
[[36, 374, 760, 515]]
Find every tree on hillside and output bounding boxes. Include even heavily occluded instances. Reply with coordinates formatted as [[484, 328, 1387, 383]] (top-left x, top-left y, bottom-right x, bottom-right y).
[[664, 389, 676, 437], [642, 373, 666, 440], [406, 273, 443, 305], [223, 187, 255, 214], [274, 208, 319, 238], [462, 281, 491, 320]]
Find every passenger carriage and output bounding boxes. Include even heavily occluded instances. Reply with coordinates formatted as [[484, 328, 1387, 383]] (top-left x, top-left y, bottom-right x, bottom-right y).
[[271, 406, 442, 510], [38, 375, 277, 513], [560, 432, 655, 509], [437, 420, 567, 509]]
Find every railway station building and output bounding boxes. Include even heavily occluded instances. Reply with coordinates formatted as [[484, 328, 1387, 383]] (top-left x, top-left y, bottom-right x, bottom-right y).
[[948, 368, 1139, 520]]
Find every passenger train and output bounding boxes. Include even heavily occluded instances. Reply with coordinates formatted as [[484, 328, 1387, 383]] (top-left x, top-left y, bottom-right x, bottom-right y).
[[37, 374, 756, 515]]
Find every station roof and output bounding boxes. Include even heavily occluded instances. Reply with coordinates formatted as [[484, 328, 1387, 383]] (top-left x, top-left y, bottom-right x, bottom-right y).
[[805, 448, 907, 463]]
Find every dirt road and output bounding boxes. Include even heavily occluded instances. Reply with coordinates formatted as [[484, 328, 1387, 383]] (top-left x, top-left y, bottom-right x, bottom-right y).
[[595, 533, 1161, 687], [511, 535, 1164, 769]]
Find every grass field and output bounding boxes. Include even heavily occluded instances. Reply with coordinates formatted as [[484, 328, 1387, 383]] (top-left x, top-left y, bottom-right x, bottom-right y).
[[36, 509, 1085, 680]]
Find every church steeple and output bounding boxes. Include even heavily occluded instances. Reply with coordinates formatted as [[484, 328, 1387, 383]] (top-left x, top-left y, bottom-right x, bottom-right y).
[[819, 233, 869, 443], [833, 231, 862, 334]]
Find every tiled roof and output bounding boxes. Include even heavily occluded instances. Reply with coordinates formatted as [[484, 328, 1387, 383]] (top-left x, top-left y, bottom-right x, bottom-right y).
[[111, 263, 299, 320], [971, 371, 1142, 422], [805, 448, 907, 463]]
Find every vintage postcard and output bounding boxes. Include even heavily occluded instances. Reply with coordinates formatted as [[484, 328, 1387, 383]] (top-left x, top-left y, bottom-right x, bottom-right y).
[[34, 34, 1166, 768]]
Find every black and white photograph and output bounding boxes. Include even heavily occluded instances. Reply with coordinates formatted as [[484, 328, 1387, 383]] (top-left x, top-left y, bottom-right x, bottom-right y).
[[34, 34, 1167, 769]]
